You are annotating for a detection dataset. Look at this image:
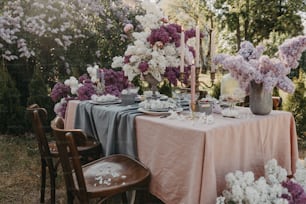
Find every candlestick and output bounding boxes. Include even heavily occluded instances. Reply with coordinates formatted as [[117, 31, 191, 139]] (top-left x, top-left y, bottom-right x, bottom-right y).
[[191, 65, 196, 104], [195, 26, 200, 68], [180, 29, 185, 73]]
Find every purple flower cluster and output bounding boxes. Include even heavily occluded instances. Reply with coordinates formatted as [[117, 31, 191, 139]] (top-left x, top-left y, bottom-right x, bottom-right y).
[[50, 82, 70, 102], [78, 74, 90, 83], [279, 35, 306, 69], [103, 68, 129, 96], [281, 180, 306, 204], [214, 36, 306, 94], [147, 24, 181, 47], [138, 61, 149, 73], [77, 80, 96, 100], [164, 66, 191, 86], [50, 68, 128, 117]]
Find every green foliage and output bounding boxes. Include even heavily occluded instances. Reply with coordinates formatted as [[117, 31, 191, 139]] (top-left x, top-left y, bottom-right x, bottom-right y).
[[284, 76, 306, 148], [210, 80, 221, 99], [214, 0, 305, 51], [26, 67, 55, 131], [159, 79, 172, 98], [0, 65, 26, 134]]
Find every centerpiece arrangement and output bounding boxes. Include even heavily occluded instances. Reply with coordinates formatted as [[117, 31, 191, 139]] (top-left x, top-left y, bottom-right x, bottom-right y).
[[111, 1, 197, 97], [213, 35, 306, 115], [50, 65, 128, 117]]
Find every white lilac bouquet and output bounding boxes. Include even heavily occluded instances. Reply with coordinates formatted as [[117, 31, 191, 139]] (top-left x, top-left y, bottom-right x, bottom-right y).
[[50, 65, 128, 117], [111, 1, 197, 86], [216, 159, 306, 204], [213, 36, 306, 94]]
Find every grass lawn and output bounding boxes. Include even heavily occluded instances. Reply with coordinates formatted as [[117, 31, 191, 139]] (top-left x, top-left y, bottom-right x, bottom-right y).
[[0, 134, 162, 204]]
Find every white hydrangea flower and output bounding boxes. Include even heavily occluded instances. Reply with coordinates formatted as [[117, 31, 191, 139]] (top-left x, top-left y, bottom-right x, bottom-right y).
[[111, 56, 124, 68], [64, 76, 79, 95]]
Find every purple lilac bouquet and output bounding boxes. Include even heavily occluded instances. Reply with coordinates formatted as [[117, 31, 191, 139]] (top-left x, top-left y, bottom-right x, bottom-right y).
[[50, 67, 128, 117], [213, 35, 306, 94]]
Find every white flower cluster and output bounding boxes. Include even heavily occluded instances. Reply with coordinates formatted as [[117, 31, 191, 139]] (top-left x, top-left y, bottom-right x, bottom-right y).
[[64, 76, 80, 95], [1, 0, 136, 63], [294, 159, 306, 192], [86, 64, 99, 83], [217, 159, 291, 204]]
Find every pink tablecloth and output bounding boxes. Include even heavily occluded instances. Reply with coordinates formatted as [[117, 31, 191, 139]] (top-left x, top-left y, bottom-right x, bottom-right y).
[[64, 100, 80, 129], [135, 110, 298, 204], [65, 101, 298, 204]]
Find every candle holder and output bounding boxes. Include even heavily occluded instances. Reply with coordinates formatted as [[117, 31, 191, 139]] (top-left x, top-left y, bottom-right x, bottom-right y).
[[179, 72, 185, 84], [190, 101, 197, 112], [96, 81, 105, 95]]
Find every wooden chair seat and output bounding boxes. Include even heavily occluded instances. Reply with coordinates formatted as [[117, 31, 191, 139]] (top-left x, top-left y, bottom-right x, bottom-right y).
[[78, 154, 150, 198]]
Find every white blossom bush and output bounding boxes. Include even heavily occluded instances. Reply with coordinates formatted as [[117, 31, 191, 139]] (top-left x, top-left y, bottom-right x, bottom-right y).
[[0, 0, 143, 74]]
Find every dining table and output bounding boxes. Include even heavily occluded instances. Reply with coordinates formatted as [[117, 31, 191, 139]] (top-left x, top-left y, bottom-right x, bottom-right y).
[[64, 99, 299, 204]]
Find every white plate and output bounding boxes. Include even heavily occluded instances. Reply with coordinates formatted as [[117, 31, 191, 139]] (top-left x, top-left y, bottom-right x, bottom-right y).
[[138, 108, 183, 116], [89, 99, 122, 105]]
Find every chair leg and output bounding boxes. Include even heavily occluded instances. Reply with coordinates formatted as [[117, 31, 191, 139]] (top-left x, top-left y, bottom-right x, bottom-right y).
[[49, 167, 56, 204], [67, 191, 74, 204], [129, 190, 136, 204], [121, 192, 128, 204], [40, 159, 46, 203]]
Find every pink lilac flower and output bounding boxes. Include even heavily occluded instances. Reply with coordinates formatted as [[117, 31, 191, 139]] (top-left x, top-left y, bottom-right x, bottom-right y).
[[278, 36, 306, 69], [124, 23, 134, 33], [214, 36, 306, 94]]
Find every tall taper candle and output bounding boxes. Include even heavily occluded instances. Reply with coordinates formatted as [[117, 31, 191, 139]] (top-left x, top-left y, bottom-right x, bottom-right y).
[[195, 26, 200, 67], [210, 29, 216, 73], [191, 65, 196, 103], [180, 29, 185, 73]]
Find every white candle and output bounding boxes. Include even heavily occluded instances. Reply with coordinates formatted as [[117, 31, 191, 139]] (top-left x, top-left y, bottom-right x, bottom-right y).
[[191, 65, 196, 103], [195, 26, 200, 67], [180, 29, 185, 73]]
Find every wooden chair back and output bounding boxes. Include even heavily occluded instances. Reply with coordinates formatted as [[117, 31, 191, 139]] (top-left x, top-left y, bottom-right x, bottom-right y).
[[52, 116, 89, 147], [27, 104, 53, 158], [52, 124, 89, 202]]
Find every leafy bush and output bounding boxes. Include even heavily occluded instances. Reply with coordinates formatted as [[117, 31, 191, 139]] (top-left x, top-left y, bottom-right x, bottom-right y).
[[0, 65, 25, 134], [284, 76, 306, 148]]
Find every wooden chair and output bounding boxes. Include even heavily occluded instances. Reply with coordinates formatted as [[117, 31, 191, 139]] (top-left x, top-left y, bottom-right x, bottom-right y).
[[51, 122, 151, 204], [27, 104, 103, 203], [27, 104, 60, 204], [52, 116, 103, 163]]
